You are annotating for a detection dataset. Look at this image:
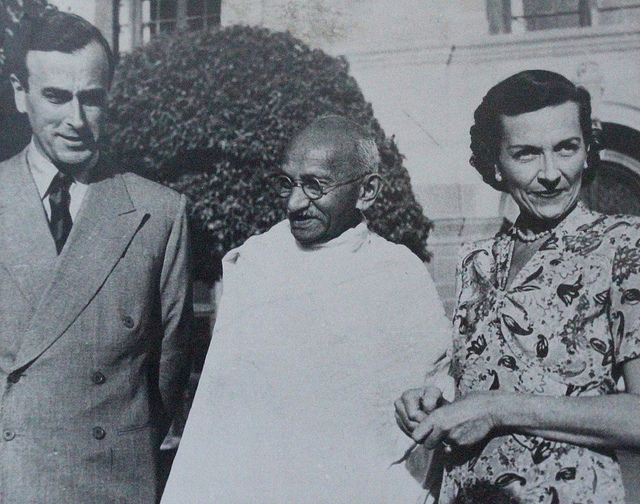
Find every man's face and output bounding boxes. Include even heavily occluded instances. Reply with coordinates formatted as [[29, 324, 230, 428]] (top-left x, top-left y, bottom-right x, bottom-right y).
[[283, 140, 363, 246], [12, 41, 109, 171]]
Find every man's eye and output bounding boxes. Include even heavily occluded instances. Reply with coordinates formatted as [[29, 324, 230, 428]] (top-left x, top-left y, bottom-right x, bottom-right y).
[[304, 180, 324, 192], [43, 91, 72, 104], [79, 90, 107, 107], [275, 176, 293, 189]]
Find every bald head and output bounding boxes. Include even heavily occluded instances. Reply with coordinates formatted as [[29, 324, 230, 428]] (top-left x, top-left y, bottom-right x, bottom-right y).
[[280, 115, 382, 246], [284, 116, 380, 179]]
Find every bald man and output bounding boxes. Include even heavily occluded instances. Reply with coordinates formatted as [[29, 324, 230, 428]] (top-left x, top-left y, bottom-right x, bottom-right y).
[[162, 116, 451, 503]]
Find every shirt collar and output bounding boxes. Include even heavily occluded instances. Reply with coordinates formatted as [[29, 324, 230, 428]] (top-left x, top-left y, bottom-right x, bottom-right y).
[[27, 139, 60, 200], [26, 139, 94, 199]]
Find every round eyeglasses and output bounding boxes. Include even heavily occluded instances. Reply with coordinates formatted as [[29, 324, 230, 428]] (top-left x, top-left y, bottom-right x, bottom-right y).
[[268, 174, 365, 201]]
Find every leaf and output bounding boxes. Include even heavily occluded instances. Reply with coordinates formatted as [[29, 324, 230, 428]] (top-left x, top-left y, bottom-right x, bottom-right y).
[[498, 355, 518, 370], [494, 473, 527, 487], [536, 334, 549, 358], [594, 290, 610, 305], [514, 285, 540, 292], [502, 314, 533, 336], [622, 288, 640, 305], [589, 338, 608, 355], [523, 265, 544, 284]]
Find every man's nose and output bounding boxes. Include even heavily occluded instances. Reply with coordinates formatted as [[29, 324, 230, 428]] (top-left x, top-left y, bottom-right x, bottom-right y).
[[287, 186, 311, 213], [65, 97, 86, 130]]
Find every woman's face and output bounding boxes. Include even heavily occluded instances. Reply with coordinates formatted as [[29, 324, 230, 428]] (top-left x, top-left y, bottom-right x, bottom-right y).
[[497, 101, 587, 222]]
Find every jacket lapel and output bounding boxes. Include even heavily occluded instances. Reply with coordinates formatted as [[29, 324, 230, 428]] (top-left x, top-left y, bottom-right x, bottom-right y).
[[13, 171, 146, 372], [0, 149, 58, 308]]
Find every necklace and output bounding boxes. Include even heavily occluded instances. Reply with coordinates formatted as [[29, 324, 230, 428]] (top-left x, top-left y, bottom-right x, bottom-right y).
[[510, 226, 552, 243]]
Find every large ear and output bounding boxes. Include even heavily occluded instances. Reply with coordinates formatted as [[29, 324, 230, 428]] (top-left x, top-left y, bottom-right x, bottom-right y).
[[10, 74, 27, 114], [355, 173, 382, 211]]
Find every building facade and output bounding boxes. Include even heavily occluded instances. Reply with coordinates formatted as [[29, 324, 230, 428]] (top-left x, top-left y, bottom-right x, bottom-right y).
[[51, 0, 220, 53], [51, 0, 640, 313], [217, 0, 640, 313]]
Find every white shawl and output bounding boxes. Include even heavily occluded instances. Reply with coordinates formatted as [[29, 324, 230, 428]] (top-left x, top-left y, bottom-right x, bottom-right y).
[[162, 221, 451, 503]]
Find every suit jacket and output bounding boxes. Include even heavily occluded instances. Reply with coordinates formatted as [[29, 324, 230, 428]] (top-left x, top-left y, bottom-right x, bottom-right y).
[[0, 148, 192, 504]]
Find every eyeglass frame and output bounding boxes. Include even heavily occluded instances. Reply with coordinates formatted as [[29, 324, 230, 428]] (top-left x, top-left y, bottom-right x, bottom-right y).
[[267, 173, 369, 201]]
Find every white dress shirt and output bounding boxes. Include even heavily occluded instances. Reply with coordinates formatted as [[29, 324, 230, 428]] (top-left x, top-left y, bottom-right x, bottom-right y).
[[26, 139, 90, 222]]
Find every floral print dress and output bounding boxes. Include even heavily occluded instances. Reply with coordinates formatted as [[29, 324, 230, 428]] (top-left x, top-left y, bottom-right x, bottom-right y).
[[440, 203, 640, 504]]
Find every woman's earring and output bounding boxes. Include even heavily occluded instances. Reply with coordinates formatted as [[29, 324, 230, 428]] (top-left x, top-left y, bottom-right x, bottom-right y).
[[494, 165, 503, 183]]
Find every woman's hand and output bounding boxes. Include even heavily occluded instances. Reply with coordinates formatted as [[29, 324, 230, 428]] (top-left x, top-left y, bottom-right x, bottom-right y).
[[394, 386, 446, 439], [413, 392, 502, 449], [396, 388, 502, 449]]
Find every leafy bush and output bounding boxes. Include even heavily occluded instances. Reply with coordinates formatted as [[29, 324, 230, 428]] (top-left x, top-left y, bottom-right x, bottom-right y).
[[0, 0, 53, 161], [107, 25, 433, 282], [0, 0, 52, 68]]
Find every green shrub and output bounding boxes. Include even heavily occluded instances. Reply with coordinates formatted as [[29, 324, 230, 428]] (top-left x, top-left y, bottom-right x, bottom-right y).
[[104, 25, 433, 282], [0, 0, 53, 161], [0, 0, 52, 68]]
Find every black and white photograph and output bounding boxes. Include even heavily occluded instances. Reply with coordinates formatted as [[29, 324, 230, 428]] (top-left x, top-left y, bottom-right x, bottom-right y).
[[1, 1, 640, 503]]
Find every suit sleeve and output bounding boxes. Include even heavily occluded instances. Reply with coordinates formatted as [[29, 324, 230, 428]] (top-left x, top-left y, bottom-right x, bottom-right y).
[[158, 193, 193, 419]]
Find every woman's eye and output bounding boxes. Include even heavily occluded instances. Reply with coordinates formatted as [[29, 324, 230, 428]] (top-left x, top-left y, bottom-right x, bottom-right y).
[[512, 149, 537, 161], [556, 143, 580, 156]]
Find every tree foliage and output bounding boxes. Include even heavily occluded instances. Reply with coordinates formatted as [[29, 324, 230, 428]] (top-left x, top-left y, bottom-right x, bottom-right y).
[[107, 25, 433, 282], [0, 0, 54, 160], [0, 0, 52, 68]]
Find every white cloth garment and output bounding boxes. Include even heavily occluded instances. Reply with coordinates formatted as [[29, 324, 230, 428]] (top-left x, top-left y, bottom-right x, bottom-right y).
[[162, 220, 452, 504]]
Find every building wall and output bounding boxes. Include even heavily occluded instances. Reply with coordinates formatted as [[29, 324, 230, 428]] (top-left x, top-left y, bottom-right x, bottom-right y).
[[50, 2, 640, 218], [50, 0, 115, 47], [220, 0, 640, 312], [220, 0, 640, 212], [50, 0, 640, 313]]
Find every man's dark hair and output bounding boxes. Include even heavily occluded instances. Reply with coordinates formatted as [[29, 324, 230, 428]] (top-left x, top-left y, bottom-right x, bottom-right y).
[[469, 69, 600, 191], [6, 10, 115, 89]]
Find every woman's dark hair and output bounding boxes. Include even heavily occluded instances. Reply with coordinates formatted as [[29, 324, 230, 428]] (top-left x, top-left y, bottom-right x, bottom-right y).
[[6, 10, 115, 88], [470, 69, 601, 192]]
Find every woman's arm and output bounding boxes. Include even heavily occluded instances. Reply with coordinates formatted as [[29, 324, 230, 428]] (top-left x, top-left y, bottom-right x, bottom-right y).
[[396, 357, 640, 450]]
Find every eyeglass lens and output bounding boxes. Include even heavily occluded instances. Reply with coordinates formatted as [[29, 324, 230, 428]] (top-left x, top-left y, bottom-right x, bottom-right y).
[[273, 176, 324, 199]]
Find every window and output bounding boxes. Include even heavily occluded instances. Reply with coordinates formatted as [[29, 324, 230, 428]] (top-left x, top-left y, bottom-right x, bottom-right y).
[[520, 0, 591, 31], [488, 0, 640, 33], [186, 0, 221, 30], [116, 0, 221, 52], [146, 0, 179, 37]]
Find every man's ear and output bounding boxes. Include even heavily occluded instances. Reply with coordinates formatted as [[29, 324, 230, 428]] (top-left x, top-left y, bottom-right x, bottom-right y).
[[10, 74, 27, 114], [355, 173, 382, 211]]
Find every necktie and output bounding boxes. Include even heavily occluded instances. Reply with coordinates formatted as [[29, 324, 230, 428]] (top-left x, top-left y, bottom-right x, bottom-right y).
[[48, 172, 73, 254]]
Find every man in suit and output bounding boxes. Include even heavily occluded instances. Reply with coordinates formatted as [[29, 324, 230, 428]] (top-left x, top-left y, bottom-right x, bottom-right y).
[[0, 11, 192, 503]]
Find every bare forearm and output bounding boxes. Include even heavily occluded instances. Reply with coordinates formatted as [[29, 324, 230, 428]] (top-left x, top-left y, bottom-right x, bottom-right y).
[[497, 392, 640, 449], [524, 429, 607, 447]]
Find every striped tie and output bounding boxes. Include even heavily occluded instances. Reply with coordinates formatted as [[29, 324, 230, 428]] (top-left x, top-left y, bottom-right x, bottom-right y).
[[48, 171, 73, 254]]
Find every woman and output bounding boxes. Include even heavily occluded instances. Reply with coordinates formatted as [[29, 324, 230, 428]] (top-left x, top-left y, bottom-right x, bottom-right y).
[[395, 70, 640, 504]]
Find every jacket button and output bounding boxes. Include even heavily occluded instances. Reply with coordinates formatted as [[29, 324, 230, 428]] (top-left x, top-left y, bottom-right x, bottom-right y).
[[92, 427, 106, 440], [7, 373, 20, 384], [3, 430, 15, 441], [91, 372, 106, 385], [122, 316, 135, 329]]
